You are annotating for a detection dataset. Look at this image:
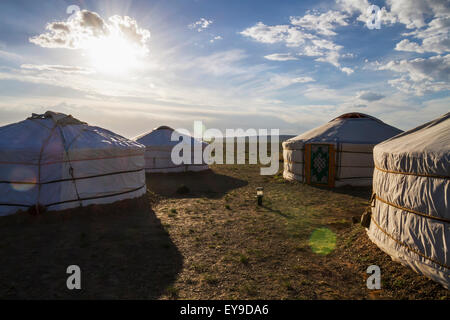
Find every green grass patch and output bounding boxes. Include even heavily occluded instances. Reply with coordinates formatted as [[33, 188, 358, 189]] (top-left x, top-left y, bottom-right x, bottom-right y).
[[309, 228, 337, 255]]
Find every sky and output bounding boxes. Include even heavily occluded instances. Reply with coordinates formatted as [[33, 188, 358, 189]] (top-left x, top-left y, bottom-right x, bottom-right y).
[[0, 0, 448, 138]]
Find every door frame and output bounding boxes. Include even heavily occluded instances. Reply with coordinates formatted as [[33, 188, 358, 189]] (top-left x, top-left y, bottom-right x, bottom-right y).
[[304, 143, 336, 187]]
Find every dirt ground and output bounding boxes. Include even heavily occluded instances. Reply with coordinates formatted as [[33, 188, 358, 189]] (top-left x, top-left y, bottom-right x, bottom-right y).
[[0, 163, 448, 299], [149, 165, 449, 300]]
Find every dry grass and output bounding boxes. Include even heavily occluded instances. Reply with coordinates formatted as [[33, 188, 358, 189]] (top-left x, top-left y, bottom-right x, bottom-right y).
[[149, 163, 448, 300], [0, 146, 448, 299], [0, 195, 182, 299]]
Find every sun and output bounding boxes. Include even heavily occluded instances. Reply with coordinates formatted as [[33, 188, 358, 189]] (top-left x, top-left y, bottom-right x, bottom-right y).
[[86, 34, 145, 75]]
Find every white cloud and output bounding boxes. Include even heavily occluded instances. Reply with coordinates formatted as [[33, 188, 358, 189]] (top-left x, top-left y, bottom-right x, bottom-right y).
[[356, 90, 385, 101], [395, 39, 425, 53], [240, 22, 312, 47], [21, 64, 95, 74], [29, 10, 150, 53], [395, 17, 450, 54], [387, 76, 450, 96], [173, 49, 272, 80], [28, 10, 151, 74], [368, 95, 450, 131], [339, 0, 449, 30], [310, 38, 343, 52], [387, 0, 449, 29], [379, 54, 450, 95], [302, 85, 351, 101], [240, 12, 354, 74], [314, 50, 339, 65], [185, 49, 248, 75], [341, 67, 354, 75], [338, 0, 398, 25], [336, 1, 450, 90], [338, 0, 449, 55], [188, 18, 213, 32], [210, 35, 223, 43], [380, 54, 449, 82], [0, 49, 23, 62], [337, 0, 370, 15], [264, 53, 298, 61], [290, 10, 349, 36], [301, 45, 325, 56], [269, 74, 315, 89]]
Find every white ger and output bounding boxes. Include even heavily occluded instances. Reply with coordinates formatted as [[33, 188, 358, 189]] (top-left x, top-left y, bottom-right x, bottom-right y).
[[367, 112, 450, 289], [134, 125, 209, 173], [0, 111, 146, 216], [282, 112, 402, 187]]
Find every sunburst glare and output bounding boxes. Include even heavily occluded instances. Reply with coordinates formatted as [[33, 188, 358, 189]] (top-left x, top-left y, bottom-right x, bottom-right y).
[[86, 34, 144, 74]]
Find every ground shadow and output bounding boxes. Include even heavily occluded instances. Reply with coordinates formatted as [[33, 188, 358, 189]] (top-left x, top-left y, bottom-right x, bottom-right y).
[[146, 169, 248, 199], [0, 195, 183, 299], [309, 184, 372, 201], [260, 204, 291, 218]]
